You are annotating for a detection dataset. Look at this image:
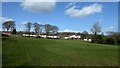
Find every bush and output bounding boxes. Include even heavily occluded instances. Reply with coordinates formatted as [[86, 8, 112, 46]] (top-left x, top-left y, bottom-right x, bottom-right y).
[[118, 39, 120, 45], [91, 35, 104, 44], [91, 32, 120, 45], [2, 34, 9, 37], [35, 36, 41, 38], [105, 37, 115, 45], [12, 29, 17, 34]]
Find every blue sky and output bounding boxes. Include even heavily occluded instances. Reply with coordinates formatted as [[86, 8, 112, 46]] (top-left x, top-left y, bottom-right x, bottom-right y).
[[2, 2, 118, 34]]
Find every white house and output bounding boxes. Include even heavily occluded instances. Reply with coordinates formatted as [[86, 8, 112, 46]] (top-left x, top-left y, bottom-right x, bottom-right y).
[[41, 35, 47, 38], [64, 37, 69, 39], [3, 32, 11, 35], [47, 36, 59, 39], [84, 38, 92, 42], [23, 34, 29, 37], [88, 39, 92, 42], [84, 39, 88, 41], [23, 34, 37, 37], [64, 35, 81, 39], [70, 35, 81, 39]]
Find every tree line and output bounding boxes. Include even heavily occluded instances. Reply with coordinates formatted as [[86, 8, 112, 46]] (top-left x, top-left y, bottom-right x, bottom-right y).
[[2, 21, 59, 36], [2, 20, 120, 45], [90, 22, 120, 45]]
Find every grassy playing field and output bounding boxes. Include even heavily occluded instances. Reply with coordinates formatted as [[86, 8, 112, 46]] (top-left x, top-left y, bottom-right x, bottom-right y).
[[2, 36, 118, 66]]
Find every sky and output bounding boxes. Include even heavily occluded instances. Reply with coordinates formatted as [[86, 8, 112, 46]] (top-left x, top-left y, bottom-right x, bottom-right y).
[[118, 2, 120, 32], [1, 1, 118, 34], [1, 0, 120, 2]]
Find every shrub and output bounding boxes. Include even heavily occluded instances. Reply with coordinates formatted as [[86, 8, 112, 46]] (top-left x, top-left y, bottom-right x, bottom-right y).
[[105, 37, 115, 45], [12, 29, 17, 34], [2, 34, 9, 37], [91, 35, 104, 44]]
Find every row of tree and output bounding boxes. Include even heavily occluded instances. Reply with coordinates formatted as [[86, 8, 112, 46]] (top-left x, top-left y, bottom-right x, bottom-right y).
[[1, 20, 100, 36], [25, 22, 59, 35], [2, 20, 120, 45], [2, 21, 59, 35]]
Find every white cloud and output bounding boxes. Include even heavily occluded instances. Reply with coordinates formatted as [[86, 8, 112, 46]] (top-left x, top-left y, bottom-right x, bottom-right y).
[[109, 26, 114, 31], [64, 29, 70, 32], [0, 17, 13, 23], [65, 3, 103, 18], [66, 2, 75, 8], [21, 0, 56, 13], [21, 21, 28, 25], [64, 29, 80, 32]]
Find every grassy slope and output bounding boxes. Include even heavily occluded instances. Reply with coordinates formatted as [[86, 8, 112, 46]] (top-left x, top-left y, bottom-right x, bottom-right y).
[[2, 36, 118, 66]]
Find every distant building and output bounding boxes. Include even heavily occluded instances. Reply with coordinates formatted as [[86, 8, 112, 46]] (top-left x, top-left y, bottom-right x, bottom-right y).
[[84, 38, 91, 42], [64, 35, 81, 39], [2, 32, 11, 36]]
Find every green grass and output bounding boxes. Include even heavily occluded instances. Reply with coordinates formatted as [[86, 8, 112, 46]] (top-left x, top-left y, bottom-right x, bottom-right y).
[[2, 36, 118, 66]]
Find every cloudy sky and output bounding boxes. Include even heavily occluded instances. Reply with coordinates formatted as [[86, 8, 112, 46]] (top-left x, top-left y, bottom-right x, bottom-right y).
[[1, 1, 118, 34]]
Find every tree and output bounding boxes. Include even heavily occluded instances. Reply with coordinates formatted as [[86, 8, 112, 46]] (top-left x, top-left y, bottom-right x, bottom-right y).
[[25, 22, 32, 33], [82, 31, 88, 39], [107, 31, 120, 45], [2, 21, 15, 32], [83, 31, 88, 35], [91, 22, 102, 43], [33, 23, 42, 33], [44, 24, 52, 36], [12, 28, 17, 34], [91, 22, 101, 35], [44, 24, 59, 36], [51, 25, 59, 35]]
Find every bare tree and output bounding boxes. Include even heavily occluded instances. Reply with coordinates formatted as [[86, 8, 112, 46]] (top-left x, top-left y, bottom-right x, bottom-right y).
[[44, 24, 52, 36], [44, 24, 59, 36], [33, 22, 43, 34], [83, 31, 88, 35], [51, 25, 59, 35], [33, 23, 40, 33], [25, 22, 32, 33], [91, 22, 102, 43], [91, 22, 101, 35], [2, 20, 15, 32], [82, 31, 88, 39]]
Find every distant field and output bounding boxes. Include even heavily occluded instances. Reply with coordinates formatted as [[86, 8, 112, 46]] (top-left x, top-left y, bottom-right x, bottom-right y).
[[2, 36, 118, 66]]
